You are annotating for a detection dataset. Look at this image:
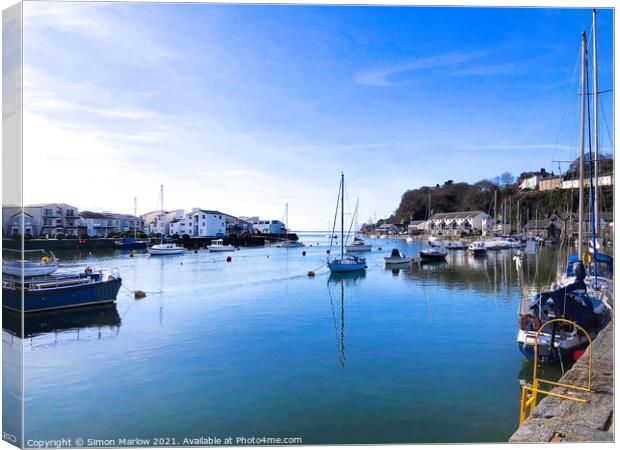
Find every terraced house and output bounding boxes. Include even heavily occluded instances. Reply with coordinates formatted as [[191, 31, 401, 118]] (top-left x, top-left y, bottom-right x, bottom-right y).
[[426, 211, 494, 236], [2, 203, 81, 237]]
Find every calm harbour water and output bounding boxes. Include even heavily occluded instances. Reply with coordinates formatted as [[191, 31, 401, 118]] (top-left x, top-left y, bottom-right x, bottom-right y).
[[4, 234, 570, 444]]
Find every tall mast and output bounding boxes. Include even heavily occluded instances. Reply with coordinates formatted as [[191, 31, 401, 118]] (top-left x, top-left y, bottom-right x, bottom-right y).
[[592, 9, 600, 235], [134, 196, 137, 239], [340, 173, 344, 258], [516, 200, 520, 235], [494, 190, 498, 226], [578, 32, 587, 258], [160, 184, 164, 239], [427, 191, 431, 220], [285, 202, 289, 234]]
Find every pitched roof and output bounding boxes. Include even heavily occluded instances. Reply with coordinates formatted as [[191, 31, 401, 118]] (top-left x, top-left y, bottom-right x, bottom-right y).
[[429, 211, 488, 221], [81, 211, 115, 219]]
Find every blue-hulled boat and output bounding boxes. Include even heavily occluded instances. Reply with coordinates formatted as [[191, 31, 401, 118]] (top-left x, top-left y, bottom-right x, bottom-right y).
[[114, 237, 147, 250], [2, 269, 122, 313], [327, 173, 366, 273]]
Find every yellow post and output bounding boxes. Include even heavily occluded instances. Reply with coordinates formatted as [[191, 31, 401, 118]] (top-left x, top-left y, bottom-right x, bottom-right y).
[[518, 319, 593, 425]]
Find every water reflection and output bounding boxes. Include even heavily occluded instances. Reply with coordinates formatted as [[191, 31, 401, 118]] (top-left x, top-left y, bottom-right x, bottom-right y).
[[327, 271, 366, 367], [3, 306, 121, 340], [384, 262, 410, 277]]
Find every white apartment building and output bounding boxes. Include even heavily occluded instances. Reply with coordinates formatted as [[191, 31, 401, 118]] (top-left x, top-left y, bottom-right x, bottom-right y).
[[141, 210, 184, 236], [426, 211, 494, 236], [2, 203, 81, 237], [169, 209, 228, 237]]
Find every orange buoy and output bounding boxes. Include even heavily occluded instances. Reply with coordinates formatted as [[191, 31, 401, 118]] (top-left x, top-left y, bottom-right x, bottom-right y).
[[134, 290, 146, 299], [307, 271, 315, 277], [129, 252, 135, 258], [226, 256, 232, 262]]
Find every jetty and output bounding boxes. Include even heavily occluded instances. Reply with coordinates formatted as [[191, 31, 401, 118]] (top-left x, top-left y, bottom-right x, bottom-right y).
[[510, 320, 614, 442]]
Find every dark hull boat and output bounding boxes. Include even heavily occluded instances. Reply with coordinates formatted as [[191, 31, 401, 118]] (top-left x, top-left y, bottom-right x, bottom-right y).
[[2, 271, 122, 313], [115, 237, 147, 250], [516, 263, 611, 363], [419, 249, 448, 261], [3, 304, 121, 338]]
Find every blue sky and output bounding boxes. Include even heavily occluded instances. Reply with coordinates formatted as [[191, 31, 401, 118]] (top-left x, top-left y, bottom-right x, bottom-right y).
[[22, 3, 614, 229]]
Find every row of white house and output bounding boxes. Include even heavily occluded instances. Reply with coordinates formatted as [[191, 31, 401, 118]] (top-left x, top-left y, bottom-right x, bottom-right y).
[[2, 203, 287, 238]]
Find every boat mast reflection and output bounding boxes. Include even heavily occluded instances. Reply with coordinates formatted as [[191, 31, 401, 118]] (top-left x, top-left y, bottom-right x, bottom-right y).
[[327, 271, 366, 367]]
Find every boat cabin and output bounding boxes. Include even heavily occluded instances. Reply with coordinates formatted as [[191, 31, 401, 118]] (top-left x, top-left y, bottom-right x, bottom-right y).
[[566, 253, 613, 280]]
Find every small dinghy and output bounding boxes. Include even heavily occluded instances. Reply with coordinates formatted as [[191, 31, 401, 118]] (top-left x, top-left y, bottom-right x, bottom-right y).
[[2, 249, 59, 277], [419, 247, 448, 261], [468, 241, 487, 256], [271, 240, 304, 248], [445, 241, 468, 250], [384, 248, 412, 264]]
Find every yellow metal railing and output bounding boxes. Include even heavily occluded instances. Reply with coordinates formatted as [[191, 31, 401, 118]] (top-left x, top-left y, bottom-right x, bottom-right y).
[[519, 318, 593, 425]]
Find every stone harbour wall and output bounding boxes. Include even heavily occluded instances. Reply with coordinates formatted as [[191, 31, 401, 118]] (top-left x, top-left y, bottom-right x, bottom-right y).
[[510, 319, 613, 442]]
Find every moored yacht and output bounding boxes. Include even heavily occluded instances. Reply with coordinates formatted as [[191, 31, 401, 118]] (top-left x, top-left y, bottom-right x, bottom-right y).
[[384, 248, 412, 264], [345, 236, 372, 252], [327, 173, 366, 273], [468, 241, 487, 256], [419, 247, 448, 261], [208, 239, 235, 252], [147, 185, 185, 255]]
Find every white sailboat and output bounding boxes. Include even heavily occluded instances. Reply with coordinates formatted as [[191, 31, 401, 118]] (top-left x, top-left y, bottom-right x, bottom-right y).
[[345, 199, 372, 252], [148, 185, 185, 255], [328, 174, 366, 273], [271, 203, 304, 248]]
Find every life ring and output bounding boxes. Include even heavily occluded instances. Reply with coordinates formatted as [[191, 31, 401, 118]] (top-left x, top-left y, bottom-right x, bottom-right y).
[[519, 313, 542, 331], [582, 252, 593, 264], [40, 256, 50, 264]]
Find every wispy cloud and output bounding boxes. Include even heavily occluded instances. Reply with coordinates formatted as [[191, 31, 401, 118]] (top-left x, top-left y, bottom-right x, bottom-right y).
[[449, 62, 518, 77], [355, 50, 490, 86]]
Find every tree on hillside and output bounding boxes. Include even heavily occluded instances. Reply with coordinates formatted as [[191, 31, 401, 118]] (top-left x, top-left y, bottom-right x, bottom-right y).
[[564, 153, 613, 179]]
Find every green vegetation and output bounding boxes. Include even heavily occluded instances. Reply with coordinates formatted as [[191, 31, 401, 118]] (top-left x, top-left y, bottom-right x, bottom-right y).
[[393, 182, 612, 225]]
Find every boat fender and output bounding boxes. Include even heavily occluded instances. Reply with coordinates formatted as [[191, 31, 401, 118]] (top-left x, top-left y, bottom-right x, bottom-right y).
[[582, 252, 593, 265], [134, 290, 146, 299], [40, 256, 50, 264], [572, 349, 586, 362], [226, 256, 232, 262], [519, 313, 541, 331]]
